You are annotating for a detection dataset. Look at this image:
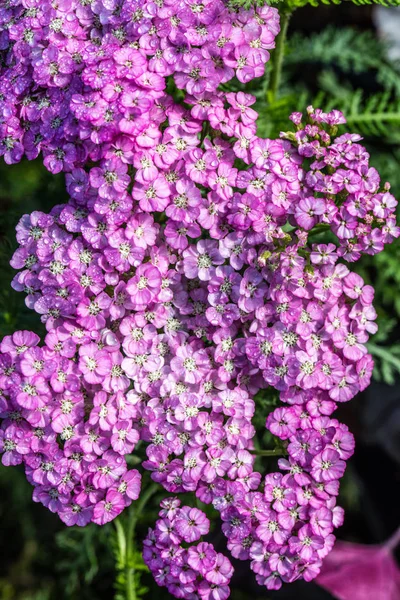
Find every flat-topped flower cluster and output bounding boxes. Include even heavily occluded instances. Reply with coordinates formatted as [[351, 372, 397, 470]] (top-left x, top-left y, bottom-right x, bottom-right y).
[[1, 100, 397, 593], [0, 0, 278, 169], [144, 498, 234, 600], [0, 0, 399, 597]]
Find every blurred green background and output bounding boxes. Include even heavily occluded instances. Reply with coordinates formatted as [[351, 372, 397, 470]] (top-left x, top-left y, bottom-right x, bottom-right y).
[[1, 5, 400, 600]]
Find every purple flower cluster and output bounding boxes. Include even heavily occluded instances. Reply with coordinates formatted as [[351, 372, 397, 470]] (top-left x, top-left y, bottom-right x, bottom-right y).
[[0, 329, 142, 526], [143, 498, 233, 600], [0, 3, 399, 592], [287, 108, 398, 260], [214, 407, 352, 589], [1, 101, 398, 590], [0, 0, 279, 170]]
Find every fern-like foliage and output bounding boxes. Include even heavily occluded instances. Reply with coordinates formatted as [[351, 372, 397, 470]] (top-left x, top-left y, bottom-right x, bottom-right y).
[[323, 88, 400, 138], [286, 26, 400, 95], [277, 69, 400, 141], [256, 93, 305, 138], [112, 523, 149, 600], [55, 525, 114, 598], [112, 518, 150, 600], [292, 0, 400, 6]]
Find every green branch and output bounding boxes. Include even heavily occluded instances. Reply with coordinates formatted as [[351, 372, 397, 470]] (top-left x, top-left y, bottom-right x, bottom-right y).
[[115, 482, 159, 600], [250, 448, 288, 457], [267, 10, 292, 104]]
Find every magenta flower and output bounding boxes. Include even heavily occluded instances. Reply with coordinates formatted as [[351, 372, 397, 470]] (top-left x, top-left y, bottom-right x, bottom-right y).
[[0, 424, 30, 466], [175, 506, 210, 543], [111, 420, 139, 454], [93, 489, 125, 525], [311, 448, 346, 483], [289, 524, 324, 561], [78, 344, 111, 385], [16, 375, 50, 410], [183, 240, 224, 281], [133, 176, 171, 213], [256, 511, 289, 545], [205, 553, 234, 585], [1, 330, 40, 358], [295, 197, 326, 230], [89, 159, 130, 199], [187, 542, 217, 572], [90, 451, 127, 489], [170, 345, 210, 385], [126, 264, 162, 310], [125, 213, 159, 249], [117, 470, 142, 502]]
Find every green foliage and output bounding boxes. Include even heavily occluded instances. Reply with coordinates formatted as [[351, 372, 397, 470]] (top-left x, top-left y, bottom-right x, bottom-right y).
[[323, 88, 400, 139], [368, 342, 400, 386], [256, 92, 304, 137], [55, 525, 115, 599], [113, 520, 149, 600], [287, 26, 400, 94], [227, 0, 281, 8], [253, 388, 280, 429], [111, 483, 161, 600], [283, 25, 400, 140], [289, 0, 400, 7]]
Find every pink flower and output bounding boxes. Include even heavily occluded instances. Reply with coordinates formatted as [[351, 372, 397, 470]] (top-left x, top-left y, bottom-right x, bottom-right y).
[[93, 489, 125, 525], [126, 264, 162, 309], [78, 343, 111, 384], [295, 197, 326, 230], [175, 507, 210, 542], [311, 448, 346, 483], [117, 470, 142, 502]]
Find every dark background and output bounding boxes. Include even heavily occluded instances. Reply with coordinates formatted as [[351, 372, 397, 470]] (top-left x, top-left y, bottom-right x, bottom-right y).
[[0, 5, 399, 600]]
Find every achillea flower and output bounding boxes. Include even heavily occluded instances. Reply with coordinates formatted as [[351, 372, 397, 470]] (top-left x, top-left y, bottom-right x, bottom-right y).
[[0, 0, 398, 589]]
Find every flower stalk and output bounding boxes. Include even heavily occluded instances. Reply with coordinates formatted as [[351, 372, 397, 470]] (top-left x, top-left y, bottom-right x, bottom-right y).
[[251, 448, 287, 457], [267, 9, 292, 104], [115, 483, 159, 600]]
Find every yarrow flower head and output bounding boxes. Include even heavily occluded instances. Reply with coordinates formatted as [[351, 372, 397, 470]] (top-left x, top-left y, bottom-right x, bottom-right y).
[[0, 2, 399, 596], [0, 0, 279, 173], [143, 499, 234, 600]]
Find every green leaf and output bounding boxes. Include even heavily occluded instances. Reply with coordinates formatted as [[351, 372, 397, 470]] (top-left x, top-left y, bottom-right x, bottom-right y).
[[368, 342, 400, 385], [286, 26, 400, 94]]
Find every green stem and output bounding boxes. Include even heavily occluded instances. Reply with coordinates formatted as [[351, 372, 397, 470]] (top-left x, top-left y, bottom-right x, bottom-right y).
[[307, 222, 335, 243], [116, 482, 159, 600], [125, 511, 137, 600], [267, 9, 292, 104], [251, 448, 287, 457]]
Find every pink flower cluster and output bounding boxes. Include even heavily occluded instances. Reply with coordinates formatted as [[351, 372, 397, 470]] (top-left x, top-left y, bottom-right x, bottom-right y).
[[143, 498, 233, 600], [288, 109, 398, 260], [1, 101, 398, 593], [0, 2, 399, 595], [0, 328, 142, 526], [0, 0, 279, 170]]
